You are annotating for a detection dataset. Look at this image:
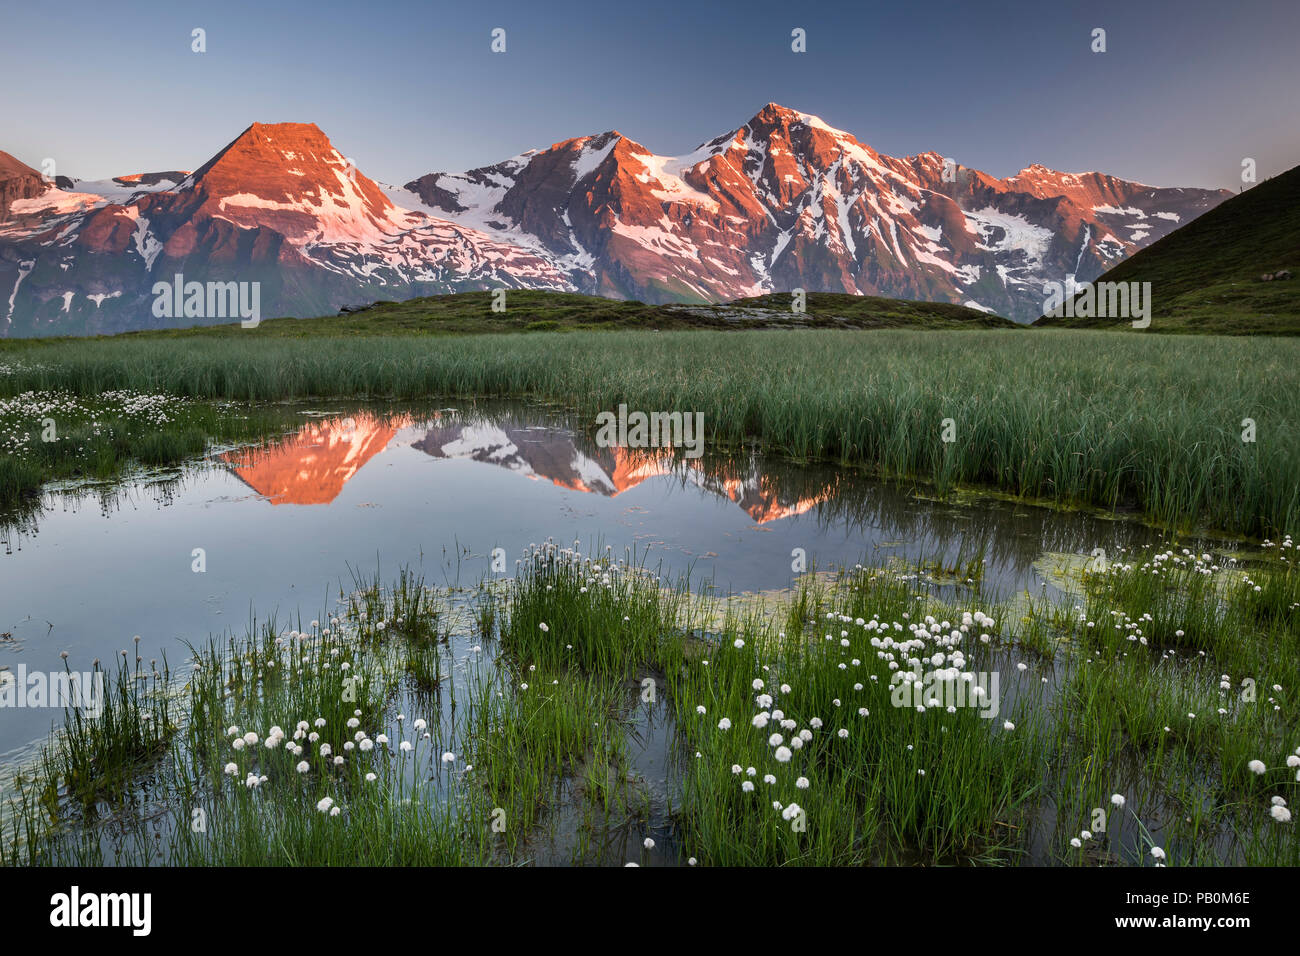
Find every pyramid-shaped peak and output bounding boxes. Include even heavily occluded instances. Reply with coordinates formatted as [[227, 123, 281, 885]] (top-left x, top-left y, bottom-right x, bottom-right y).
[[179, 121, 410, 245], [186, 121, 371, 195]]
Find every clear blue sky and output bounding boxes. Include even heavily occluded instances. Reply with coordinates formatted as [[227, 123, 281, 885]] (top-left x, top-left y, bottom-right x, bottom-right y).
[[2, 0, 1296, 189]]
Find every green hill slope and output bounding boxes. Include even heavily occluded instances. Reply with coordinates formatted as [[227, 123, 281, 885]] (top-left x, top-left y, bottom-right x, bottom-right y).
[[1034, 163, 1300, 334], [27, 290, 1017, 341]]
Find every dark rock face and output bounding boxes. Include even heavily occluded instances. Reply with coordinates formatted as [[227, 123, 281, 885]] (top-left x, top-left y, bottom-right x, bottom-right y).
[[0, 151, 47, 222]]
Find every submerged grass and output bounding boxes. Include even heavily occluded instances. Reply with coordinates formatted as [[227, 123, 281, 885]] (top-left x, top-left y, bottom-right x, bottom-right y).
[[3, 536, 1296, 867]]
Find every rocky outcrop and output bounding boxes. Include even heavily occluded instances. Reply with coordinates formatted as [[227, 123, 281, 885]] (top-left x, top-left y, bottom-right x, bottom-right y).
[[0, 151, 47, 222]]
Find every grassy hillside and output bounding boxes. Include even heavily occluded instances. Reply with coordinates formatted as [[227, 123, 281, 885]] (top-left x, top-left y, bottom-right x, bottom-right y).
[[1034, 163, 1300, 334], [0, 290, 1015, 345]]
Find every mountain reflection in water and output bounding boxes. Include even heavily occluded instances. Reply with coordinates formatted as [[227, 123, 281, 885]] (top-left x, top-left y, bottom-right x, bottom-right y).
[[224, 410, 830, 524]]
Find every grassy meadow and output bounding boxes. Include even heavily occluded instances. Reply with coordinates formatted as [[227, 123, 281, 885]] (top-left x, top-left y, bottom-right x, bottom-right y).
[[2, 323, 1297, 536]]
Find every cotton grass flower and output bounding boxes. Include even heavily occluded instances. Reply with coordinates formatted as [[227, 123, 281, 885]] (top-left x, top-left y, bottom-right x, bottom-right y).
[[1270, 804, 1293, 823], [1248, 759, 1267, 775], [774, 746, 793, 763], [717, 718, 732, 730], [296, 761, 310, 773], [316, 797, 335, 813]]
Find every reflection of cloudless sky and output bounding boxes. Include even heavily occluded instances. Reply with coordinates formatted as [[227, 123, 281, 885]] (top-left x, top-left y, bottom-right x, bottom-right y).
[[0, 0, 1295, 189]]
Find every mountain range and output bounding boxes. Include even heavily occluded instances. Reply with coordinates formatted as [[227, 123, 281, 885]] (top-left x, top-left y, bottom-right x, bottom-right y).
[[0, 104, 1232, 336]]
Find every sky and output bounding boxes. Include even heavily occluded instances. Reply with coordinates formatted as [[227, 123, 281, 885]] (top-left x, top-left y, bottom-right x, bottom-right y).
[[2, 0, 1297, 190]]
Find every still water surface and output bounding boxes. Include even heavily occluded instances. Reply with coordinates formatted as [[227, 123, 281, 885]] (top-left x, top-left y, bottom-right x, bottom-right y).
[[1, 400, 1184, 769]]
